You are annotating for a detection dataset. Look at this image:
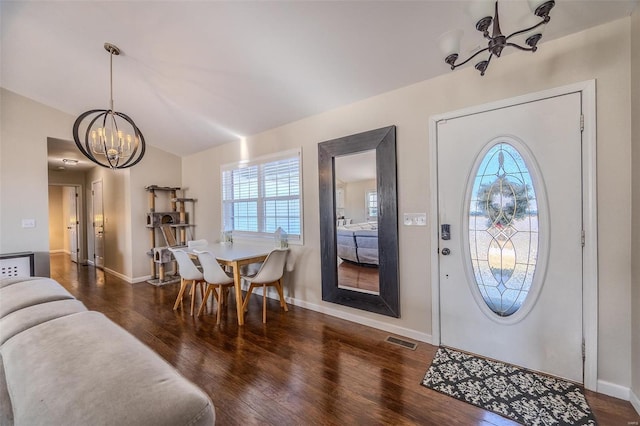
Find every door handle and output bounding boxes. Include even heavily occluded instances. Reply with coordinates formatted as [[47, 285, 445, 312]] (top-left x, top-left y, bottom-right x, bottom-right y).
[[441, 248, 451, 256]]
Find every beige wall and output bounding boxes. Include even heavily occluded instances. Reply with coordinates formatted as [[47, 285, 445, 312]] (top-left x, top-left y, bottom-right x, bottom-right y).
[[630, 6, 640, 408], [182, 18, 633, 389], [344, 179, 376, 224], [47, 186, 64, 251], [0, 88, 76, 275]]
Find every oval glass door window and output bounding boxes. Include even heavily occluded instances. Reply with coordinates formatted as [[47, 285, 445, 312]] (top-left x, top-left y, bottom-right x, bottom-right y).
[[468, 142, 540, 317]]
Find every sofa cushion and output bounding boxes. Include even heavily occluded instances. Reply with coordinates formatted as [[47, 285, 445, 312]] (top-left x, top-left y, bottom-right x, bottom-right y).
[[0, 354, 13, 426], [0, 278, 74, 318], [0, 277, 41, 290], [1, 311, 215, 425], [0, 299, 87, 346]]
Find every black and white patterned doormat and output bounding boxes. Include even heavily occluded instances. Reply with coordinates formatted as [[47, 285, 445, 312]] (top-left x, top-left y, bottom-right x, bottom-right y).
[[421, 347, 597, 425]]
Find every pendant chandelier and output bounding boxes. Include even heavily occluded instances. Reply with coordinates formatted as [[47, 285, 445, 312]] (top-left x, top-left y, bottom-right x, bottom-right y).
[[439, 0, 555, 76], [73, 43, 145, 169]]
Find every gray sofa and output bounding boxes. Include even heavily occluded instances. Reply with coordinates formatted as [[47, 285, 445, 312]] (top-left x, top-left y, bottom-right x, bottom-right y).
[[0, 276, 215, 426], [336, 225, 379, 266]]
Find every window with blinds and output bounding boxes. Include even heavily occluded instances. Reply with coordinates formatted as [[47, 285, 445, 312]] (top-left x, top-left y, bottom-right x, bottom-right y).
[[221, 149, 302, 242], [366, 190, 378, 221]]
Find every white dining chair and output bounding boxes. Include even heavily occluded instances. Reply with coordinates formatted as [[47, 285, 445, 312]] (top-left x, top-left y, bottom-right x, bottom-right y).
[[240, 249, 289, 323], [169, 247, 206, 316], [194, 250, 235, 324], [187, 239, 208, 249]]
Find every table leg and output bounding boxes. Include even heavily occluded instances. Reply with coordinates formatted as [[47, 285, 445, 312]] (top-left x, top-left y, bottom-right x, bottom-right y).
[[232, 261, 244, 326]]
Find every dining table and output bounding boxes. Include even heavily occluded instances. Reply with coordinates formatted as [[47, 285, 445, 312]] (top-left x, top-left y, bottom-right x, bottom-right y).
[[187, 242, 273, 326]]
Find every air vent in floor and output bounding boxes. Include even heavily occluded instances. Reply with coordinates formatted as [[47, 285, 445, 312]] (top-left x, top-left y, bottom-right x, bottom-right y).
[[385, 336, 417, 350]]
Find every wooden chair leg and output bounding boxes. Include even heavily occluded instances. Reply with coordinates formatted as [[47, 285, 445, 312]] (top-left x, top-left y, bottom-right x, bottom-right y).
[[197, 285, 214, 317], [190, 281, 197, 316], [242, 283, 257, 312], [173, 278, 188, 310], [262, 284, 267, 323], [216, 285, 223, 324], [200, 282, 206, 300], [275, 279, 288, 312]]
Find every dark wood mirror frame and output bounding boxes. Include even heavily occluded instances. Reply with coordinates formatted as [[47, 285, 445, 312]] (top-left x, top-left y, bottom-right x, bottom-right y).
[[318, 125, 399, 317]]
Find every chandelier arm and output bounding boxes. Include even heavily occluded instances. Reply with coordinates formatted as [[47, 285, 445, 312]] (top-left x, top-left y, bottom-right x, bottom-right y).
[[113, 112, 145, 168], [505, 42, 536, 52], [74, 110, 106, 167], [477, 53, 494, 76], [505, 20, 547, 41], [452, 47, 491, 69]]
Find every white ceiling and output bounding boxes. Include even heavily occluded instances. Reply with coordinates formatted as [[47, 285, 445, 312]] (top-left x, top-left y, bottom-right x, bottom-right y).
[[2, 1, 637, 159]]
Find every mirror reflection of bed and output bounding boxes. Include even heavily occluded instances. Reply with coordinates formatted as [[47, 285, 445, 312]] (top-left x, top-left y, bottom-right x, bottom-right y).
[[334, 150, 379, 295]]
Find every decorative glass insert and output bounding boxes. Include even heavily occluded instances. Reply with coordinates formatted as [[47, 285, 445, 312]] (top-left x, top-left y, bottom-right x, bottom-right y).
[[469, 142, 539, 317]]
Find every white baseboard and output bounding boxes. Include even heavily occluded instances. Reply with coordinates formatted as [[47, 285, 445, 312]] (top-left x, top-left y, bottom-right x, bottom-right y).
[[103, 267, 131, 283], [631, 389, 640, 416], [49, 249, 65, 254], [288, 297, 432, 344], [597, 379, 630, 401], [101, 267, 154, 284]]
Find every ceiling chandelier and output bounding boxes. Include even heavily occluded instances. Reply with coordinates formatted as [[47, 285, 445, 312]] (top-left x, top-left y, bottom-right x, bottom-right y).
[[73, 43, 145, 169], [439, 0, 555, 76]]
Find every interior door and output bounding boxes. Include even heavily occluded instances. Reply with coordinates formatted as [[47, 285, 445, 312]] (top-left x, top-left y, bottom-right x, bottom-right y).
[[92, 180, 104, 269], [65, 186, 79, 263], [437, 93, 583, 383]]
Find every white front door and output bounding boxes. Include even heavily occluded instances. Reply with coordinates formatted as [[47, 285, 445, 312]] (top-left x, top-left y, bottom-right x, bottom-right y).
[[437, 93, 584, 383], [65, 186, 79, 263], [92, 180, 104, 269]]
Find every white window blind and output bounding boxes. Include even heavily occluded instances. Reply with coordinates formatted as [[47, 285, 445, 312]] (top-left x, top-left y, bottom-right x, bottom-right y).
[[221, 149, 302, 242], [366, 190, 378, 221]]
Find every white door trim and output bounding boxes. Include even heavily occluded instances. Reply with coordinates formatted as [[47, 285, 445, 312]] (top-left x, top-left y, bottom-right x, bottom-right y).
[[48, 183, 85, 264], [91, 179, 105, 269], [429, 80, 598, 391]]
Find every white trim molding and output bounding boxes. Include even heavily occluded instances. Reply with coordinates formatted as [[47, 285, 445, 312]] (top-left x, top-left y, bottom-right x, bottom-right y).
[[103, 267, 151, 285], [630, 389, 640, 415], [103, 267, 132, 283], [597, 380, 631, 401], [429, 80, 598, 391], [289, 297, 432, 344], [132, 275, 153, 284]]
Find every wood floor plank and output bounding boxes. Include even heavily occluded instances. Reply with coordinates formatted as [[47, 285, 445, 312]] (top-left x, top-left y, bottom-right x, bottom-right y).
[[49, 254, 639, 425]]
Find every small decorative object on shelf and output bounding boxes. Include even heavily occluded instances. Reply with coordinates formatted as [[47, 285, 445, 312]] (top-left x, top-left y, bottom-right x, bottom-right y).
[[274, 227, 288, 249]]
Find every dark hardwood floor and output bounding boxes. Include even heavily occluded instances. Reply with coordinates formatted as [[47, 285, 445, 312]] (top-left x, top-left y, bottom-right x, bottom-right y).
[[338, 261, 380, 294], [50, 254, 638, 425]]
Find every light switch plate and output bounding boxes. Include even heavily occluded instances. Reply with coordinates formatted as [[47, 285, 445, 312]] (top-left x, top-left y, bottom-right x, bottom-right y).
[[21, 219, 36, 228], [403, 213, 427, 226]]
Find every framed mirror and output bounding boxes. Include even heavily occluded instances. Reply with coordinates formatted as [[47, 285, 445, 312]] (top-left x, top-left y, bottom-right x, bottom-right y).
[[318, 126, 399, 317]]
